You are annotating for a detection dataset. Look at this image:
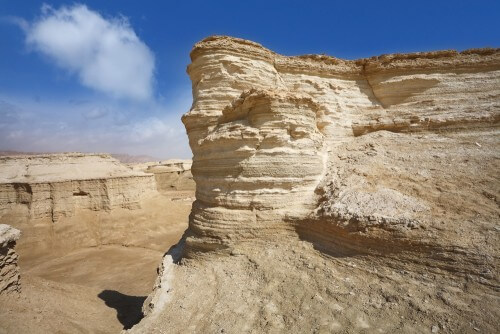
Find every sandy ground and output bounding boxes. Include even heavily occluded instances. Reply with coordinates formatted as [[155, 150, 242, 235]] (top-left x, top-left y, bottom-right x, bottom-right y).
[[0, 191, 193, 334], [132, 238, 499, 334], [130, 129, 500, 334]]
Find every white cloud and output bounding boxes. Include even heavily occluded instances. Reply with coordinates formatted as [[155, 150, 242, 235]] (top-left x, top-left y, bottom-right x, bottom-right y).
[[24, 4, 155, 100], [82, 106, 109, 119], [130, 117, 179, 142], [0, 94, 193, 159]]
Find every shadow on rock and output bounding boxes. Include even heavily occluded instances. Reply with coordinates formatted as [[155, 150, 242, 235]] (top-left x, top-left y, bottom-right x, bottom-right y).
[[98, 290, 146, 329]]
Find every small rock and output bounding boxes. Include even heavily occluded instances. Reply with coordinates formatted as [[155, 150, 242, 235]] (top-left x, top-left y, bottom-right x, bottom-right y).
[[431, 325, 439, 333]]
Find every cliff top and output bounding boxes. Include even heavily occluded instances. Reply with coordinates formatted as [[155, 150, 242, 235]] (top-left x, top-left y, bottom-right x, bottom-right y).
[[191, 35, 500, 74], [0, 153, 151, 184]]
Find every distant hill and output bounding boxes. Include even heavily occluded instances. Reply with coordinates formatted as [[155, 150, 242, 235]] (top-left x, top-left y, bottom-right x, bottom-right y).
[[0, 151, 161, 163], [0, 150, 49, 156], [109, 153, 161, 163]]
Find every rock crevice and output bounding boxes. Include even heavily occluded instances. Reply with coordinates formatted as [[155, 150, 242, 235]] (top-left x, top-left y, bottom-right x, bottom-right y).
[[0, 224, 21, 295]]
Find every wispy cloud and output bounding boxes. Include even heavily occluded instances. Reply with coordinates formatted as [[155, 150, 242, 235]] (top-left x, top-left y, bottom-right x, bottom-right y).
[[82, 106, 109, 120], [20, 4, 155, 100], [0, 94, 193, 159], [2, 5, 192, 159]]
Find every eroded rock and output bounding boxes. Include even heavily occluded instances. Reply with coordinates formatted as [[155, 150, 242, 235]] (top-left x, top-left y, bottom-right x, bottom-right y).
[[181, 36, 500, 259], [0, 224, 21, 295], [0, 153, 156, 222]]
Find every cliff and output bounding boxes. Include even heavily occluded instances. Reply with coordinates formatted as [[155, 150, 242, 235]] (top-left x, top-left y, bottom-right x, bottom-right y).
[[130, 159, 195, 192], [182, 36, 499, 255], [0, 153, 156, 222], [134, 36, 499, 333]]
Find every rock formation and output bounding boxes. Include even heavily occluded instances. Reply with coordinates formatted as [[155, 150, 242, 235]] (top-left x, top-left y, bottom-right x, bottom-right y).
[[130, 159, 195, 192], [132, 37, 500, 332], [181, 36, 500, 256], [0, 224, 21, 295], [0, 153, 156, 222]]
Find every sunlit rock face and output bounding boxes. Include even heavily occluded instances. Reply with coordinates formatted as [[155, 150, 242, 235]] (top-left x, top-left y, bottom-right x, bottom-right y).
[[0, 153, 156, 222], [130, 159, 195, 192], [182, 36, 500, 254], [186, 89, 327, 251], [354, 49, 500, 134]]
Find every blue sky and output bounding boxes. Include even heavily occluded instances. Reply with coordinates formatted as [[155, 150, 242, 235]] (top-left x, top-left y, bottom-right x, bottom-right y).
[[1, 0, 499, 159]]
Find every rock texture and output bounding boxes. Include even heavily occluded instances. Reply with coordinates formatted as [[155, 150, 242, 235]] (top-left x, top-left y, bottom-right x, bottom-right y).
[[131, 159, 195, 192], [137, 36, 500, 333], [182, 36, 500, 255], [0, 153, 156, 222], [0, 224, 21, 295]]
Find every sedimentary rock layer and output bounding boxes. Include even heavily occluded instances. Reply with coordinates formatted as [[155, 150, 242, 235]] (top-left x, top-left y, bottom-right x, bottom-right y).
[[131, 159, 195, 192], [182, 36, 500, 254], [0, 153, 156, 221], [0, 224, 21, 295]]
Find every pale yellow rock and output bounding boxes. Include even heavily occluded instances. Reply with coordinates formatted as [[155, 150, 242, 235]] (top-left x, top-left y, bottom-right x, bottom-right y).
[[128, 159, 195, 192], [181, 36, 500, 254], [0, 153, 156, 221], [147, 160, 194, 192]]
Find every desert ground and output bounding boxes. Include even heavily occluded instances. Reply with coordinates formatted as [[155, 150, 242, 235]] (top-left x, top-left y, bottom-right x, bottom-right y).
[[0, 157, 194, 333]]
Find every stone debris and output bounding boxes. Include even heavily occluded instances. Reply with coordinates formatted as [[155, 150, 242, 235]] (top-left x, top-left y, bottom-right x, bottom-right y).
[[130, 159, 195, 192], [0, 224, 21, 295]]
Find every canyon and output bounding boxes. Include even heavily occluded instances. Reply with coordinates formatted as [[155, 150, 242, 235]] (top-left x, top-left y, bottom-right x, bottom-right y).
[[0, 153, 194, 333]]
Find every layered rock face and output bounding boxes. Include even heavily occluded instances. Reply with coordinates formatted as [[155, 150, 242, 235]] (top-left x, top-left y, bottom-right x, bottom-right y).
[[0, 153, 156, 222], [135, 159, 195, 192], [0, 224, 21, 295], [354, 49, 500, 135], [129, 159, 195, 192], [186, 90, 327, 250], [182, 36, 500, 255]]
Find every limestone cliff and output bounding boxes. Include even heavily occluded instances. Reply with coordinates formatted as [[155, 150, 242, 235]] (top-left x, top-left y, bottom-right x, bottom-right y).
[[0, 153, 156, 222], [182, 36, 499, 255], [130, 159, 195, 192]]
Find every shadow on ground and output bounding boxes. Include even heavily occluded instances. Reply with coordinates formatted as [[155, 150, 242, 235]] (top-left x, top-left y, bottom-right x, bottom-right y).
[[98, 290, 146, 329]]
